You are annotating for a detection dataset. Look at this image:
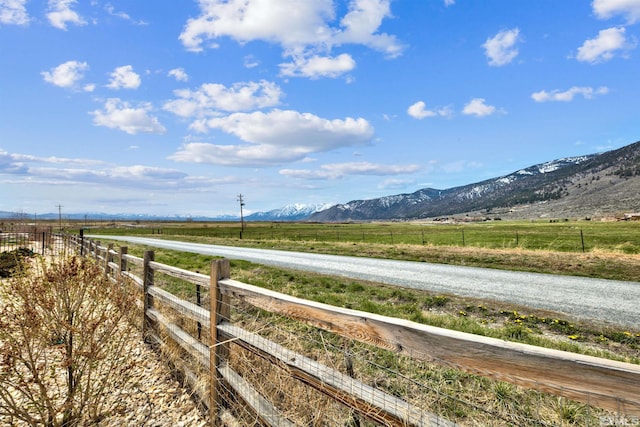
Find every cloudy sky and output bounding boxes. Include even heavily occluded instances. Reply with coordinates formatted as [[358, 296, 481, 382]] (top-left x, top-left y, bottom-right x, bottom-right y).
[[1, 0, 639, 217]]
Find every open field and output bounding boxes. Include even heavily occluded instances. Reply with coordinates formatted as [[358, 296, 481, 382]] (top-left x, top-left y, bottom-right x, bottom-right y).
[[80, 219, 640, 282], [85, 218, 640, 253]]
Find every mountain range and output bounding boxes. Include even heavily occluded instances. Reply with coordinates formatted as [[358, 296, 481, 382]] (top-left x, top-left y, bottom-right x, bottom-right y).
[[3, 140, 638, 223], [244, 203, 334, 221], [309, 140, 640, 221]]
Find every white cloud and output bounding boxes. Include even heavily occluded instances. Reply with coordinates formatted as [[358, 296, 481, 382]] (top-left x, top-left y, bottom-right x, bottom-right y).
[[0, 150, 28, 174], [105, 3, 147, 25], [91, 98, 166, 135], [0, 149, 105, 175], [8, 152, 104, 166], [164, 80, 283, 119], [483, 28, 521, 66], [592, 0, 640, 23], [407, 101, 453, 119], [0, 149, 241, 193], [576, 27, 633, 63], [169, 109, 374, 166], [280, 53, 356, 79], [47, 0, 86, 30], [332, 0, 404, 58], [0, 0, 29, 25], [179, 0, 403, 78], [41, 60, 89, 89], [179, 0, 332, 52], [462, 98, 498, 117], [244, 55, 260, 68], [168, 68, 189, 82], [531, 86, 609, 102], [280, 161, 420, 180], [444, 0, 455, 6], [107, 65, 141, 89]]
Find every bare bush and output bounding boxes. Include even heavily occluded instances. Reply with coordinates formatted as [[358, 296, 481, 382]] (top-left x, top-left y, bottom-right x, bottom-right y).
[[0, 256, 138, 426]]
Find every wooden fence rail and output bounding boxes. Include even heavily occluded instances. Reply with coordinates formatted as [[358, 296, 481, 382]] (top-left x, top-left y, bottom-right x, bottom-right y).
[[70, 236, 640, 426]]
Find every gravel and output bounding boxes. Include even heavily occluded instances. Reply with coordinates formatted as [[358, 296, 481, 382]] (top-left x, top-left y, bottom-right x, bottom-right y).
[[94, 335, 210, 427], [91, 235, 640, 329]]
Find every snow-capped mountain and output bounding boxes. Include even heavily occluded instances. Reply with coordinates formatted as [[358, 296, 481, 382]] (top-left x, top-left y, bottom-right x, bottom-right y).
[[310, 140, 640, 221], [245, 203, 335, 221]]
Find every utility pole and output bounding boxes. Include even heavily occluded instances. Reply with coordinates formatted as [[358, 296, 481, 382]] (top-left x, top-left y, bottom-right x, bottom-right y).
[[237, 194, 245, 238], [57, 204, 63, 232]]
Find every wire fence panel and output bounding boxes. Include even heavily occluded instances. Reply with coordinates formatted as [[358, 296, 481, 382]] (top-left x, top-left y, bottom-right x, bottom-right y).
[[68, 239, 640, 426], [0, 231, 77, 256]]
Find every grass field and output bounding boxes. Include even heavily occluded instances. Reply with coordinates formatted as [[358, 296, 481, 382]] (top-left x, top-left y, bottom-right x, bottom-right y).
[[86, 219, 640, 282], [88, 218, 640, 254]]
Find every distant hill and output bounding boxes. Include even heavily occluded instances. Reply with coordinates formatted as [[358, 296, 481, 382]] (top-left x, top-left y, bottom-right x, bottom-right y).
[[309, 140, 640, 221]]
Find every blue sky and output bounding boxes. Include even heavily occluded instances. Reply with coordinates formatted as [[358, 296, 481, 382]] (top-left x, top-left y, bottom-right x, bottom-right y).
[[1, 0, 639, 217]]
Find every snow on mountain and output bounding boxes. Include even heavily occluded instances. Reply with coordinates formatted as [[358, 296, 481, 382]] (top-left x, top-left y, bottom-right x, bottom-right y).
[[309, 146, 617, 222], [245, 203, 335, 221]]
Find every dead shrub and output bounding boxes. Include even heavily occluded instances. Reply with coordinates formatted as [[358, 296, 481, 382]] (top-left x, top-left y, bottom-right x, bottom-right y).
[[0, 255, 138, 426]]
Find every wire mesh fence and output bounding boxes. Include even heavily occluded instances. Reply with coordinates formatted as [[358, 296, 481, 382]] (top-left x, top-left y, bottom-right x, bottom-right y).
[[142, 259, 639, 426], [65, 239, 640, 426], [0, 231, 74, 256], [210, 296, 636, 426]]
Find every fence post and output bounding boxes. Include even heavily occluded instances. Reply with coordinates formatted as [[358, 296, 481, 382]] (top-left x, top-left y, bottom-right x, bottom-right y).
[[94, 241, 101, 261], [196, 283, 202, 341], [104, 244, 113, 279], [142, 250, 155, 341], [119, 246, 128, 279], [209, 258, 231, 424]]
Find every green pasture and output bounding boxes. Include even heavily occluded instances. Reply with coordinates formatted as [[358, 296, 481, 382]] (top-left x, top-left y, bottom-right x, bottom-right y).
[[88, 219, 640, 254]]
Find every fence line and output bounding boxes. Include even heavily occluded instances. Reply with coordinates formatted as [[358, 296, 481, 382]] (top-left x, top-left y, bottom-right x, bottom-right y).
[[65, 236, 640, 425], [0, 231, 69, 256]]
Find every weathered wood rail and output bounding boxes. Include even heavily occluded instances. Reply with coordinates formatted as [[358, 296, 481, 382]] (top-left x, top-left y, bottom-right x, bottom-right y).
[[70, 236, 640, 426]]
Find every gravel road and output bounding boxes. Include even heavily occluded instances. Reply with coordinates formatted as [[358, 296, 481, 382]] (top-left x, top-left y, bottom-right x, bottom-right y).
[[91, 236, 640, 328]]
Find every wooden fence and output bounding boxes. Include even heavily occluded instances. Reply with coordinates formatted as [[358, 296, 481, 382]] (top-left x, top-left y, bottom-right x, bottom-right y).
[[70, 236, 640, 426]]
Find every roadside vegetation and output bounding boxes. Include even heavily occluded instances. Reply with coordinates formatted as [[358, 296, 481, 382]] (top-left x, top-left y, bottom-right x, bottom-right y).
[[0, 255, 138, 426], [0, 247, 33, 278]]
